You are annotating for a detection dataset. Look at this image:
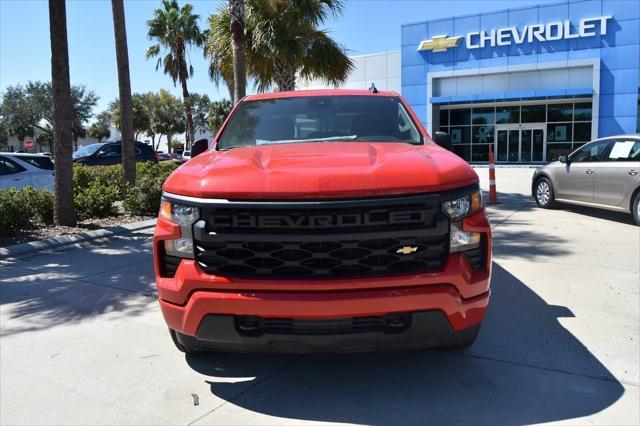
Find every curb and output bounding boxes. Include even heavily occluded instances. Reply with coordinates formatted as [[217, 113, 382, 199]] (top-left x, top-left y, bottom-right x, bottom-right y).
[[0, 219, 157, 260]]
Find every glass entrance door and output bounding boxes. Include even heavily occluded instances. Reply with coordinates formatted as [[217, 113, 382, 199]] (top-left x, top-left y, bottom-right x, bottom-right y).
[[496, 127, 545, 163], [521, 128, 545, 162], [496, 129, 519, 163]]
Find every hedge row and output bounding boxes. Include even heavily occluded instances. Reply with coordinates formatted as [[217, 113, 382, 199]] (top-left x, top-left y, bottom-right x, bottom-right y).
[[0, 162, 179, 237]]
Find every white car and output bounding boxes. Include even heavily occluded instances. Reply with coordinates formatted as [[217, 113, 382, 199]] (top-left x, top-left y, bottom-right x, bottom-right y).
[[0, 153, 55, 191], [181, 150, 191, 161]]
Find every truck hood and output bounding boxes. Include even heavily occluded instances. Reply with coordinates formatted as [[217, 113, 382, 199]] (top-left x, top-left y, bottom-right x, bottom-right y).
[[163, 142, 478, 199]]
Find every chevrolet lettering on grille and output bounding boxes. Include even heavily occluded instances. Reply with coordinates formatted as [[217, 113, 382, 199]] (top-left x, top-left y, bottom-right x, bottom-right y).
[[210, 210, 428, 229]]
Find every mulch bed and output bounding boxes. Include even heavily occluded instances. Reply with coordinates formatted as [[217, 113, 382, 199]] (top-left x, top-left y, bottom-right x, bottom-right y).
[[0, 214, 153, 248]]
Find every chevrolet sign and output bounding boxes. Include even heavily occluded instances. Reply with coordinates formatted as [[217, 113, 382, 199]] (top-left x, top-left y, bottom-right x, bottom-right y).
[[417, 16, 612, 52], [417, 35, 462, 52]]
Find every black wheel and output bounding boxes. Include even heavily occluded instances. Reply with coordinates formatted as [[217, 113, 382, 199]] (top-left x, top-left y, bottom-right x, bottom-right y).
[[534, 177, 556, 208], [446, 323, 481, 350], [632, 192, 640, 226], [169, 329, 198, 354]]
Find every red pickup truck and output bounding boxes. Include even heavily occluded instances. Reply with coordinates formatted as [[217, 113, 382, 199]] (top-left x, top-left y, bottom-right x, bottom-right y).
[[153, 90, 492, 353]]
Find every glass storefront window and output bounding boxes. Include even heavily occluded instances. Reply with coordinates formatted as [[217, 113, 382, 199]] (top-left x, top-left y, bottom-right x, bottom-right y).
[[450, 109, 470, 125], [439, 109, 449, 126], [453, 144, 470, 160], [496, 106, 520, 123], [574, 102, 592, 121], [636, 99, 639, 133], [547, 123, 572, 142], [573, 122, 591, 142], [546, 143, 574, 161], [548, 103, 573, 122], [521, 105, 546, 123], [449, 126, 471, 144], [472, 125, 494, 144], [472, 144, 490, 162], [472, 108, 495, 124]]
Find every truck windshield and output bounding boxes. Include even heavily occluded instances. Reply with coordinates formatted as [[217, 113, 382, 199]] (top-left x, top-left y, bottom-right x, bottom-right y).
[[217, 95, 423, 150]]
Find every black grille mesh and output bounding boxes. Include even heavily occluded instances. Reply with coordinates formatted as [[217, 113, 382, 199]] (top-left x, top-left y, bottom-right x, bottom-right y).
[[192, 194, 451, 279], [195, 235, 448, 278]]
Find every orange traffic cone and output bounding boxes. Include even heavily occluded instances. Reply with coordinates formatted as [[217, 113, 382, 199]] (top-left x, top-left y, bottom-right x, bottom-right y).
[[488, 145, 500, 205]]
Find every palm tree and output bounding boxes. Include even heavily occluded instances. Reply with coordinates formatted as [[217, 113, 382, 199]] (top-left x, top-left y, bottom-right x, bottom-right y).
[[147, 0, 203, 149], [48, 0, 76, 226], [206, 0, 354, 93], [229, 0, 246, 104], [111, 0, 135, 185]]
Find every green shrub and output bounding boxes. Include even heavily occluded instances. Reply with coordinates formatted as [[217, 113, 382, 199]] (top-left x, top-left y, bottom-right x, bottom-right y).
[[74, 181, 119, 220], [0, 188, 33, 236], [23, 187, 54, 225], [124, 161, 179, 215], [0, 187, 54, 236], [73, 164, 125, 200]]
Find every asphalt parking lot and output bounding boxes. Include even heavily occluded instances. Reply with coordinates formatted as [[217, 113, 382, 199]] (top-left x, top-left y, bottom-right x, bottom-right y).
[[1, 167, 638, 425]]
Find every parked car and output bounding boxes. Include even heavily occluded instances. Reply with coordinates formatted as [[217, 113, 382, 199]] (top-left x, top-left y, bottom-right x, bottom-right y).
[[532, 135, 640, 225], [154, 89, 492, 354], [181, 150, 191, 161], [0, 153, 55, 190], [156, 152, 172, 162], [72, 141, 157, 165]]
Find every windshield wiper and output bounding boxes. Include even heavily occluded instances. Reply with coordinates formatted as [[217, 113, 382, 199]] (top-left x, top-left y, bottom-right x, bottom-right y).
[[256, 135, 358, 145], [220, 135, 360, 151]]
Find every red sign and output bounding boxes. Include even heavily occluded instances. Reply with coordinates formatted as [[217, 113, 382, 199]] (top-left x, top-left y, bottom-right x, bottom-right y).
[[24, 140, 34, 150]]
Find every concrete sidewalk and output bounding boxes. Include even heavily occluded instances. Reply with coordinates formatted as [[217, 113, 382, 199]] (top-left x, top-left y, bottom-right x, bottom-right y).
[[1, 168, 638, 425]]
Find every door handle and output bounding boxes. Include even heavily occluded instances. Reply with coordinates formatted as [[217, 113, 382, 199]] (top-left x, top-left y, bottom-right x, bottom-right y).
[[585, 169, 594, 174], [11, 177, 23, 180], [629, 170, 639, 176]]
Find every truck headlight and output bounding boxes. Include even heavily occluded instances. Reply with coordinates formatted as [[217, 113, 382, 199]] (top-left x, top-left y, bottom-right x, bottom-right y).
[[442, 189, 483, 254], [160, 199, 199, 258], [450, 222, 481, 253], [441, 189, 483, 220]]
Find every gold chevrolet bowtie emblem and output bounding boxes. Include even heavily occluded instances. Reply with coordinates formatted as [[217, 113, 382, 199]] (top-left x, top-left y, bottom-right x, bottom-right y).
[[417, 35, 462, 52], [396, 246, 418, 255]]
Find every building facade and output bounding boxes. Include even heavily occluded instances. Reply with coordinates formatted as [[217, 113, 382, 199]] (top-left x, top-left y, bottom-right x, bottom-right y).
[[299, 0, 640, 163]]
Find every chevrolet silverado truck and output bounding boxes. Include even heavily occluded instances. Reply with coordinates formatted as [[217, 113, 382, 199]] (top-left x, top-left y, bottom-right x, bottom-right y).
[[153, 89, 492, 353]]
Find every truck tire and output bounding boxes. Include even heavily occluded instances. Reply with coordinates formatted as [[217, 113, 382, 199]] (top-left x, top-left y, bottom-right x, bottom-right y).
[[534, 177, 556, 208], [632, 191, 640, 226], [169, 329, 198, 354], [447, 323, 481, 350]]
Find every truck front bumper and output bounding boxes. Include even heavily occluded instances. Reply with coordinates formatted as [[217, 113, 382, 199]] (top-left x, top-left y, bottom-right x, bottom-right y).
[[154, 209, 491, 352], [171, 310, 483, 353]]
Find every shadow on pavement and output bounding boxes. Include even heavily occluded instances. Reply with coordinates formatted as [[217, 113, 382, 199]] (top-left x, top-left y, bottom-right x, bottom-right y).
[[486, 190, 636, 226], [0, 235, 157, 336], [187, 262, 624, 425]]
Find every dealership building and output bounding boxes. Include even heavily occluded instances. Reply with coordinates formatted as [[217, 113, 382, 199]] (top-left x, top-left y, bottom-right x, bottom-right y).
[[300, 0, 640, 163]]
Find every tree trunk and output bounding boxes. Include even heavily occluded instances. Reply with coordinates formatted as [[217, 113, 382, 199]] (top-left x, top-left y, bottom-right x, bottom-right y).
[[179, 70, 195, 150], [229, 0, 246, 104], [273, 59, 297, 91], [49, 0, 76, 226], [226, 81, 235, 105], [167, 134, 172, 154], [111, 0, 135, 185]]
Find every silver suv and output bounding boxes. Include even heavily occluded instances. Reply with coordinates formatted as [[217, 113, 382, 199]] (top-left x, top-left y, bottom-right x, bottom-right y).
[[532, 135, 640, 225]]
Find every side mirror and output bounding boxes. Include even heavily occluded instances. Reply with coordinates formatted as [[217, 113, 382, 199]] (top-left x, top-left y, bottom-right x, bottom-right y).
[[559, 155, 569, 164], [434, 131, 453, 151], [96, 150, 107, 157], [191, 139, 209, 157]]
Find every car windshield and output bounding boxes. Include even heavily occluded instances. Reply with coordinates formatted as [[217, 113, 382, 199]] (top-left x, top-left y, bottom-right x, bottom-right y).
[[14, 155, 54, 170], [73, 143, 103, 158], [217, 95, 423, 150]]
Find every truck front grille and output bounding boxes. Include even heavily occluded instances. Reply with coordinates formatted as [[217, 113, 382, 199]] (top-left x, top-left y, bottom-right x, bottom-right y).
[[190, 193, 455, 279]]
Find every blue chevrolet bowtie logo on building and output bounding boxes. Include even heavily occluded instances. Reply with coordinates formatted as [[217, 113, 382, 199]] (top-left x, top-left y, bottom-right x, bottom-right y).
[[417, 35, 462, 52]]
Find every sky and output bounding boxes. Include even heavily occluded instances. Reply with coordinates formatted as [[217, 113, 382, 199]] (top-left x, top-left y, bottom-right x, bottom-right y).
[[0, 0, 557, 117]]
